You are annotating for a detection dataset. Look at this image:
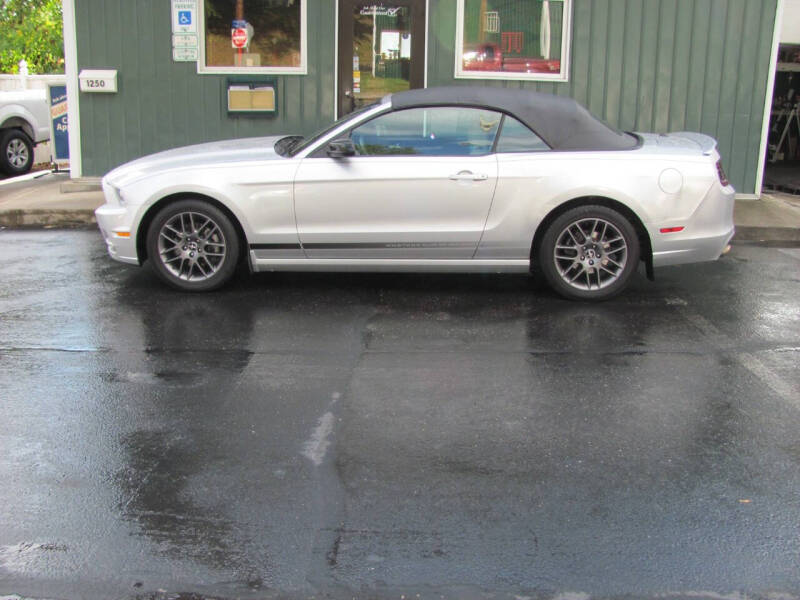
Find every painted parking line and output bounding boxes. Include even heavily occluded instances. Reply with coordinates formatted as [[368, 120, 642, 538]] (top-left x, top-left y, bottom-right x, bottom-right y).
[[679, 308, 798, 406], [0, 169, 52, 187], [777, 248, 800, 261]]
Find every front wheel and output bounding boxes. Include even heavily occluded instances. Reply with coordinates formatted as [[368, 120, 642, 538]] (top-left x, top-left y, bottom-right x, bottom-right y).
[[146, 199, 240, 292], [0, 129, 34, 175], [539, 205, 640, 301]]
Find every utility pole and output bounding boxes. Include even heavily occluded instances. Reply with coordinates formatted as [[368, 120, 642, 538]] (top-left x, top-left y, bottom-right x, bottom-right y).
[[236, 0, 244, 66]]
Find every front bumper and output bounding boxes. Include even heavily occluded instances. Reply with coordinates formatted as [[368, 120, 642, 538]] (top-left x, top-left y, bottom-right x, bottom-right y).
[[95, 202, 139, 265]]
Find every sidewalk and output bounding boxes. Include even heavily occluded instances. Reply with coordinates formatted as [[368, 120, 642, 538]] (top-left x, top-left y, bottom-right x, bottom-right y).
[[1, 171, 799, 243], [732, 191, 800, 243], [0, 171, 103, 228]]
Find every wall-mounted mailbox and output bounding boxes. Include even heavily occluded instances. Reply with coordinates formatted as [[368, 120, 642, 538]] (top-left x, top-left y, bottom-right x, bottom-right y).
[[227, 81, 276, 114], [79, 69, 118, 93]]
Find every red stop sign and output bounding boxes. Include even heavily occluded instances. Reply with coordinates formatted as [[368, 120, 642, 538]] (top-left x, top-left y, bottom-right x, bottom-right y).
[[232, 27, 248, 48]]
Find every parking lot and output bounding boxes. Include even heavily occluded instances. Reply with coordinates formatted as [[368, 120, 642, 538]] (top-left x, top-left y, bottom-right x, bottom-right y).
[[1, 230, 799, 599]]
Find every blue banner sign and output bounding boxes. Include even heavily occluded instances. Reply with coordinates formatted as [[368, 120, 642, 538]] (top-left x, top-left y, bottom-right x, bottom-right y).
[[48, 84, 69, 164]]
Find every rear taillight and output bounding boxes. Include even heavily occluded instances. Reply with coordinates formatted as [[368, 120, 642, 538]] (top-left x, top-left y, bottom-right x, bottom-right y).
[[715, 160, 729, 187]]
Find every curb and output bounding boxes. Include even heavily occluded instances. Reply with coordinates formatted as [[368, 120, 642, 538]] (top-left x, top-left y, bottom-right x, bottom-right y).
[[0, 209, 97, 228], [733, 226, 800, 244], [60, 178, 102, 194]]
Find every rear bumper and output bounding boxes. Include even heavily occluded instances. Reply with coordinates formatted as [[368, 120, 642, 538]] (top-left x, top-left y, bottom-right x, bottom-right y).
[[652, 226, 735, 267], [651, 183, 735, 268]]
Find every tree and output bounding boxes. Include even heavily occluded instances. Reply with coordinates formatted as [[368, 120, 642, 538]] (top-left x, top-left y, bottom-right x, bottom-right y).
[[0, 0, 64, 74]]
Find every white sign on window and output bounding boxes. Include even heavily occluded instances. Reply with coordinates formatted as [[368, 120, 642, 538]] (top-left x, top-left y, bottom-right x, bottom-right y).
[[400, 33, 411, 59], [380, 31, 400, 58]]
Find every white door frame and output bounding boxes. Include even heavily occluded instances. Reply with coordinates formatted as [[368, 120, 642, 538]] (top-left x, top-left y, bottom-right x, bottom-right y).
[[61, 0, 82, 179], [752, 0, 785, 199]]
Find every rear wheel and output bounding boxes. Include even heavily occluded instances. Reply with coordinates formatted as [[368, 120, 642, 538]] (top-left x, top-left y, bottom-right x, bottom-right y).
[[539, 204, 640, 301], [146, 199, 240, 292], [0, 129, 34, 175]]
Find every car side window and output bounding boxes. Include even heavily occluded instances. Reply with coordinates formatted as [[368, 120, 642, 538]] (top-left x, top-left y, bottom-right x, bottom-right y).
[[350, 107, 502, 156], [496, 116, 550, 153]]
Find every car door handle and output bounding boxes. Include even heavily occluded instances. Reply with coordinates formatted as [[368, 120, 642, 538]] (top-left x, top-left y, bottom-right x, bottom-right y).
[[448, 171, 488, 181]]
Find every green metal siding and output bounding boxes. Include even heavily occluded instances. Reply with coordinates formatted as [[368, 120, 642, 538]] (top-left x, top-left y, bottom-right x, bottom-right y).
[[428, 0, 778, 194], [75, 0, 776, 192], [75, 0, 335, 176]]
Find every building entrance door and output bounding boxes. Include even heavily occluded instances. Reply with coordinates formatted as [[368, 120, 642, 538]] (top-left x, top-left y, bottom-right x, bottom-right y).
[[337, 0, 426, 117]]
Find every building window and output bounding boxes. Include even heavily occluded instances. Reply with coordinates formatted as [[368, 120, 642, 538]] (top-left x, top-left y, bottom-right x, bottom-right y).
[[350, 107, 503, 156], [455, 0, 571, 82], [200, 0, 307, 74]]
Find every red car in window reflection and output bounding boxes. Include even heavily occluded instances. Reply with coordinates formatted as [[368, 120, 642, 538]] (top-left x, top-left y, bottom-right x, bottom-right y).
[[462, 43, 561, 73]]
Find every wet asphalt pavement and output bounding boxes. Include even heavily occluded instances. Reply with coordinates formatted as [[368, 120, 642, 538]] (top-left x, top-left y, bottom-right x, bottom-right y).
[[1, 229, 799, 600]]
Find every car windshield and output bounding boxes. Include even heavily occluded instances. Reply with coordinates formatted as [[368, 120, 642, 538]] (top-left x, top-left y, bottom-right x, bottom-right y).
[[282, 103, 378, 157]]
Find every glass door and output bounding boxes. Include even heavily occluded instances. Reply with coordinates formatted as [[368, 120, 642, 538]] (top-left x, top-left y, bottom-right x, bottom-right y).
[[337, 0, 425, 117]]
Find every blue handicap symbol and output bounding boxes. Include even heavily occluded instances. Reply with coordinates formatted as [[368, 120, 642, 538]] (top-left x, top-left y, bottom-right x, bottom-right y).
[[178, 10, 192, 25]]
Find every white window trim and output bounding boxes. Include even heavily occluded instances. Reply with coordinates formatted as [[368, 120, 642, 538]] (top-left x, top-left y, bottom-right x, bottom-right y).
[[197, 0, 308, 75], [454, 0, 571, 82]]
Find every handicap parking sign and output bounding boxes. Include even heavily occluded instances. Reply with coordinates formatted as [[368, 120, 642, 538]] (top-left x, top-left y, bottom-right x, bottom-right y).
[[171, 1, 197, 33]]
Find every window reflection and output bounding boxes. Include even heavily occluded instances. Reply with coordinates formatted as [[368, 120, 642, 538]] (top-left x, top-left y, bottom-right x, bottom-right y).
[[204, 0, 302, 69], [459, 0, 567, 77], [351, 107, 502, 156]]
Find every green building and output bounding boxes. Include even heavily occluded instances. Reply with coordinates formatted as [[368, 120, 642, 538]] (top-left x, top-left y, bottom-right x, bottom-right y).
[[63, 0, 783, 196]]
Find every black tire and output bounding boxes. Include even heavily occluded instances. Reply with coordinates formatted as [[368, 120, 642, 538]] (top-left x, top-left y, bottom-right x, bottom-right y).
[[145, 199, 240, 292], [0, 129, 34, 175], [539, 204, 640, 301]]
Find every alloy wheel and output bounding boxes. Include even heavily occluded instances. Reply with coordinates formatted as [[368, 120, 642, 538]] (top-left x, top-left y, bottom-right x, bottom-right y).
[[157, 211, 227, 282], [552, 217, 628, 291], [6, 138, 29, 169]]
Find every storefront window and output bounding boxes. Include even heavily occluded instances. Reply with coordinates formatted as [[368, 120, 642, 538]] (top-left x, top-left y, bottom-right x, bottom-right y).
[[455, 0, 570, 81], [201, 0, 306, 73]]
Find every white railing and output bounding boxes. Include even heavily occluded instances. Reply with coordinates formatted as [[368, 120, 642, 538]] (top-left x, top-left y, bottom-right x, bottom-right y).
[[0, 61, 66, 91]]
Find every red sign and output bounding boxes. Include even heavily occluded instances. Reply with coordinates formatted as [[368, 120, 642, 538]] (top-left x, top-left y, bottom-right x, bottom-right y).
[[231, 27, 248, 48]]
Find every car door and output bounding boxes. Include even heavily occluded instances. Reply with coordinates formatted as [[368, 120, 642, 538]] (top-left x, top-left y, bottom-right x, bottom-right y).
[[293, 106, 501, 259]]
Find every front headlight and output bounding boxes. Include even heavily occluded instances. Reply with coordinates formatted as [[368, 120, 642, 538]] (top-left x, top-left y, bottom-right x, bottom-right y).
[[101, 179, 122, 205]]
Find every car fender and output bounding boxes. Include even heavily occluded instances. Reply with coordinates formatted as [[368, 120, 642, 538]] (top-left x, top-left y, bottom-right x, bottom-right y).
[[478, 154, 657, 260], [0, 104, 37, 140], [532, 183, 648, 226], [127, 177, 258, 246], [0, 103, 47, 142], [119, 161, 299, 248]]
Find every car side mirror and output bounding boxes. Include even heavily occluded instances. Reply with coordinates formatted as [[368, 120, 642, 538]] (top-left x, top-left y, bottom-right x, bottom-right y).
[[327, 138, 356, 158]]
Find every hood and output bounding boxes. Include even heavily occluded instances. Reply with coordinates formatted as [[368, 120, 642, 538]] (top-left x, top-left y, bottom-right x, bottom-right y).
[[104, 135, 289, 187]]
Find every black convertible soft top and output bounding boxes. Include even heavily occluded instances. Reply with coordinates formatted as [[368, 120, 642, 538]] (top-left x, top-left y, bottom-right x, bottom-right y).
[[388, 86, 638, 151]]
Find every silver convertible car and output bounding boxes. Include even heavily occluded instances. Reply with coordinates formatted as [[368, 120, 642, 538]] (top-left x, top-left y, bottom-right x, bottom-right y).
[[96, 87, 734, 300]]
